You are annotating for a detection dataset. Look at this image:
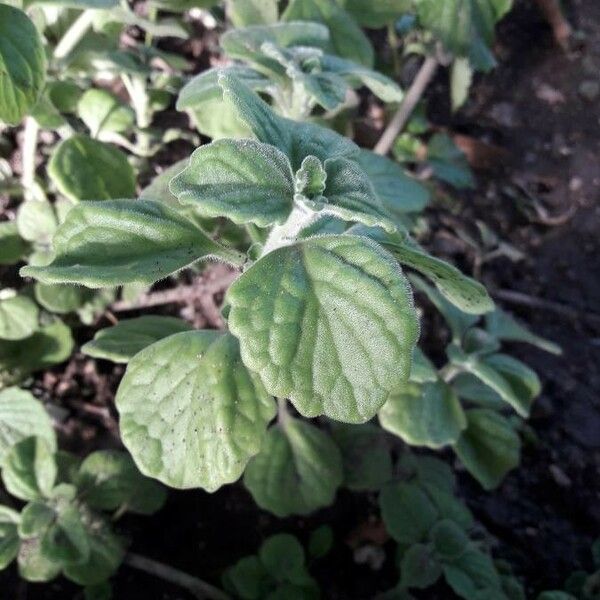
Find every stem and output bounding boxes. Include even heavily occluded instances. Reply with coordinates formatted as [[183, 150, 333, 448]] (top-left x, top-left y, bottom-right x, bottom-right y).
[[373, 54, 439, 156], [277, 397, 290, 426], [21, 117, 39, 201], [261, 203, 318, 255], [387, 24, 401, 77], [440, 363, 462, 383], [124, 553, 230, 600], [53, 10, 96, 60]]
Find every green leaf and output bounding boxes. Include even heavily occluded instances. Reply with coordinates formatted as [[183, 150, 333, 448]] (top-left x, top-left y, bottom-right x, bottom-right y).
[[221, 22, 330, 74], [170, 139, 294, 227], [116, 331, 275, 491], [356, 150, 430, 216], [339, 0, 413, 28], [282, 0, 374, 67], [189, 98, 253, 140], [453, 409, 520, 490], [0, 319, 74, 388], [0, 5, 46, 125], [62, 518, 124, 585], [379, 482, 438, 544], [75, 450, 167, 515], [259, 534, 305, 583], [0, 505, 20, 569], [223, 555, 270, 600], [427, 133, 475, 189], [485, 308, 561, 355], [16, 199, 59, 245], [0, 293, 39, 340], [219, 72, 359, 170], [400, 544, 442, 589], [330, 422, 392, 490], [18, 502, 54, 539], [452, 372, 505, 410], [41, 504, 90, 566], [386, 237, 493, 314], [307, 157, 396, 233], [379, 380, 467, 448], [442, 545, 503, 598], [2, 436, 57, 501], [21, 199, 243, 288], [77, 89, 134, 137], [450, 57, 474, 111], [48, 135, 136, 201], [415, 0, 513, 71], [308, 525, 333, 559], [84, 581, 113, 600], [431, 519, 470, 561], [34, 283, 92, 315], [0, 222, 29, 265], [0, 387, 55, 465], [82, 316, 193, 363], [227, 0, 279, 27], [448, 347, 540, 417], [244, 418, 343, 517], [410, 347, 438, 383], [18, 537, 61, 582], [29, 0, 120, 7], [227, 235, 419, 423]]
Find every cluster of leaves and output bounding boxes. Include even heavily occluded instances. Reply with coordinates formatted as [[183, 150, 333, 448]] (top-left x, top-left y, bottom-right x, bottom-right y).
[[0, 387, 165, 592]]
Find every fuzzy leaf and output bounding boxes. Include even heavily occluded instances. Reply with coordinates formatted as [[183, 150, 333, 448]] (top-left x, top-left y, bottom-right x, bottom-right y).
[[21, 199, 243, 288], [16, 199, 59, 245], [82, 316, 193, 363], [75, 450, 166, 515], [0, 294, 39, 341], [170, 139, 294, 227], [0, 5, 46, 125], [48, 135, 136, 201], [244, 418, 343, 517], [18, 537, 61, 582], [0, 505, 20, 569], [34, 283, 92, 315], [379, 380, 467, 448], [0, 388, 56, 464], [380, 482, 438, 544], [77, 89, 134, 137], [116, 331, 275, 491], [227, 235, 420, 423], [18, 502, 54, 539], [2, 436, 57, 501], [282, 0, 374, 67], [453, 409, 520, 490], [219, 72, 359, 170], [41, 504, 90, 566], [357, 150, 429, 216]]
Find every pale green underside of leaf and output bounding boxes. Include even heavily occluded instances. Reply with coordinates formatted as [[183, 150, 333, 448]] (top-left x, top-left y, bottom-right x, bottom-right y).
[[379, 380, 467, 448], [0, 5, 46, 125], [82, 316, 193, 363], [170, 138, 294, 227], [116, 331, 275, 491], [0, 295, 39, 341], [453, 408, 520, 490], [0, 388, 56, 465], [227, 235, 420, 423], [21, 199, 243, 288], [243, 419, 343, 517], [218, 72, 359, 170], [48, 135, 136, 202]]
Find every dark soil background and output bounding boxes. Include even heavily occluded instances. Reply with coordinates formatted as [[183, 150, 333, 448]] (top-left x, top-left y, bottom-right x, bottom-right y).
[[1, 0, 599, 598]]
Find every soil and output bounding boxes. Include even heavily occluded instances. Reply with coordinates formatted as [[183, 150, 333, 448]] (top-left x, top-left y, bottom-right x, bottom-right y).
[[1, 1, 600, 598]]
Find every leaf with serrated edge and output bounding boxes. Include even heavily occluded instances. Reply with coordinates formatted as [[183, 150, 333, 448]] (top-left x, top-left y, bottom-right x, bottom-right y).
[[0, 388, 56, 464], [218, 72, 359, 170], [82, 316, 193, 363], [170, 139, 294, 227], [21, 199, 244, 288], [0, 5, 46, 125], [453, 408, 520, 490], [227, 235, 420, 423], [243, 419, 343, 517], [116, 331, 275, 491], [379, 380, 467, 448]]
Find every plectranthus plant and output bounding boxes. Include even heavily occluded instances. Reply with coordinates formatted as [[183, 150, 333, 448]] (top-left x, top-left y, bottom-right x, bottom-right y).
[[22, 71, 504, 502], [177, 20, 404, 133]]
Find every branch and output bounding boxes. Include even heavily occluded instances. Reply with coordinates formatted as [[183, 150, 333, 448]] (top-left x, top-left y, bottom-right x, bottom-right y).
[[374, 54, 439, 156], [124, 553, 231, 600]]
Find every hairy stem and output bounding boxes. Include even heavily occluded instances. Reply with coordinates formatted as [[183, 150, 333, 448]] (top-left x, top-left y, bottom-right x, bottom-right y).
[[53, 10, 96, 60], [373, 54, 439, 156], [124, 553, 230, 600]]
